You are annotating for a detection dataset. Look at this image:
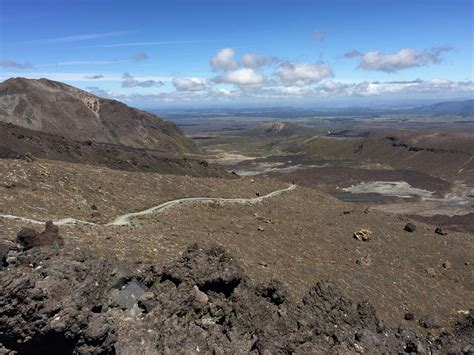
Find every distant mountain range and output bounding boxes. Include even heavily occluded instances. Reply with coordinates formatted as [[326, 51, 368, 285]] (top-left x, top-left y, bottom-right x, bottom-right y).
[[409, 99, 474, 115]]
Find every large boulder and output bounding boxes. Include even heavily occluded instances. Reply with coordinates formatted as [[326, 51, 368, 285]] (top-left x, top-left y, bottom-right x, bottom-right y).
[[16, 228, 38, 249], [16, 221, 64, 250]]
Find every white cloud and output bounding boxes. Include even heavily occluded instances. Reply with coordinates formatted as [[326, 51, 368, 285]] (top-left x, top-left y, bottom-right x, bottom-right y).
[[316, 79, 473, 97], [210, 48, 236, 71], [318, 80, 349, 94], [275, 61, 333, 85], [428, 78, 452, 86], [172, 77, 208, 91], [346, 47, 452, 73], [80, 78, 473, 105], [210, 48, 277, 87], [240, 53, 277, 68], [214, 68, 265, 86]]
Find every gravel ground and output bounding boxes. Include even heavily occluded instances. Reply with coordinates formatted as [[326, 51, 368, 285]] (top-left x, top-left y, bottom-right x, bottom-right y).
[[0, 158, 472, 330]]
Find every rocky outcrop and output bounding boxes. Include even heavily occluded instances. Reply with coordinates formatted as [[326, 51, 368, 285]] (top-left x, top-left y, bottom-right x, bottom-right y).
[[0, 243, 471, 354], [16, 221, 64, 250]]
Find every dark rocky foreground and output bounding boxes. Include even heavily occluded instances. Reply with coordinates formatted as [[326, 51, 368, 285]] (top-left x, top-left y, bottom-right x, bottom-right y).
[[0, 240, 472, 354]]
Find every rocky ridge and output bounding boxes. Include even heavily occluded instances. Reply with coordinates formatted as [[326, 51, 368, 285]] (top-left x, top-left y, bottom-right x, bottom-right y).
[[0, 78, 198, 154]]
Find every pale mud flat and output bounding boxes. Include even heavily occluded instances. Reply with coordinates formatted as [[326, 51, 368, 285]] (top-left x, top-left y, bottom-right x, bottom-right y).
[[342, 181, 435, 199], [206, 149, 321, 175], [237, 162, 302, 176], [342, 181, 474, 217], [205, 150, 259, 165], [236, 162, 331, 176]]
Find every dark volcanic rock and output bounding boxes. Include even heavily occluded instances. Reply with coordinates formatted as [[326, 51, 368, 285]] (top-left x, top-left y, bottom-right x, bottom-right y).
[[0, 240, 15, 269], [159, 244, 243, 297], [405, 312, 415, 321], [419, 314, 442, 329], [436, 314, 474, 354], [0, 243, 471, 354], [404, 222, 417, 232], [435, 226, 448, 235], [0, 247, 116, 354], [16, 227, 39, 249], [16, 221, 64, 250]]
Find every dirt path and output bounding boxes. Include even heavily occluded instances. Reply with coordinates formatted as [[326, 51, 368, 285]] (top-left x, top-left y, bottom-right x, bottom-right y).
[[0, 185, 296, 227]]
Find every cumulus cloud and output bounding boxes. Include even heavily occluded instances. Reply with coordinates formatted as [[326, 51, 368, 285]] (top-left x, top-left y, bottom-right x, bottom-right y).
[[345, 47, 452, 72], [172, 77, 208, 91], [133, 52, 149, 61], [312, 29, 325, 42], [214, 68, 265, 86], [0, 59, 33, 69], [210, 48, 275, 86], [317, 80, 349, 94], [83, 77, 473, 105], [121, 72, 163, 88], [240, 53, 277, 68], [84, 74, 104, 79], [316, 78, 473, 97], [211, 48, 236, 71], [275, 61, 334, 85]]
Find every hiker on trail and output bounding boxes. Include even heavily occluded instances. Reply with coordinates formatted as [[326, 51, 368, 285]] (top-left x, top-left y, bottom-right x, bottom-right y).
[[256, 191, 260, 197]]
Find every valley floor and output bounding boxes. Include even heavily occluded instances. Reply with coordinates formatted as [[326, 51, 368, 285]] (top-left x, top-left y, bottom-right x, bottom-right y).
[[193, 124, 474, 234], [0, 158, 472, 330]]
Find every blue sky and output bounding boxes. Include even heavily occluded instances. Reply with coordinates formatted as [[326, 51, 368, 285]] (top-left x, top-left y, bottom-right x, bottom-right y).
[[0, 0, 472, 108]]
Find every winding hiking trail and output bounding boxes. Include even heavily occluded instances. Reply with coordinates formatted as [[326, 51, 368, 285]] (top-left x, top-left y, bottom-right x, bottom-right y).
[[0, 185, 296, 227]]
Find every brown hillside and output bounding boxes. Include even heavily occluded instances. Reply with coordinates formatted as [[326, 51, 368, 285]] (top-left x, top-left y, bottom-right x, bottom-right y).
[[0, 78, 197, 154]]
